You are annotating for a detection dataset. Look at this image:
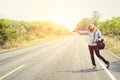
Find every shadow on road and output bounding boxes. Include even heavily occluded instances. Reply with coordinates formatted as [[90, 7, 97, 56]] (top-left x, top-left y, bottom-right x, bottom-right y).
[[110, 61, 120, 72], [58, 68, 103, 73]]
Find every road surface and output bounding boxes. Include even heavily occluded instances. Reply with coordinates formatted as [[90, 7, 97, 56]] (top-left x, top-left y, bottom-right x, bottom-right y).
[[0, 35, 120, 80]]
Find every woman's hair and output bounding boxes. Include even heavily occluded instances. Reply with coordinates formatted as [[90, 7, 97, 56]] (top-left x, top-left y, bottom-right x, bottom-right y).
[[88, 24, 96, 30]]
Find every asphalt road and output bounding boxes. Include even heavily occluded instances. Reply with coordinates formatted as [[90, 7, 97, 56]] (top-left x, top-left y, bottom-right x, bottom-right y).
[[0, 35, 120, 80]]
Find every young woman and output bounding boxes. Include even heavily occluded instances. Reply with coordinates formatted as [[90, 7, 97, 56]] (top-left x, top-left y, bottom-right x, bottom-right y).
[[88, 24, 109, 69]]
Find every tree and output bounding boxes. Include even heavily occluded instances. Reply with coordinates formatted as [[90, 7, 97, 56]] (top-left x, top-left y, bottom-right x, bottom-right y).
[[91, 11, 100, 26], [76, 18, 91, 31]]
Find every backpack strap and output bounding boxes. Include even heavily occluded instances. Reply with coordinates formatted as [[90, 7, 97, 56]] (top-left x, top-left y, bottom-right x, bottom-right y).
[[94, 30, 104, 42], [93, 30, 97, 40]]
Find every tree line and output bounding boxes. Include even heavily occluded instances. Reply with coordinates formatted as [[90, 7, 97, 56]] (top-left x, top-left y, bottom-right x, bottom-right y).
[[75, 11, 120, 39], [0, 18, 70, 49], [97, 17, 120, 39]]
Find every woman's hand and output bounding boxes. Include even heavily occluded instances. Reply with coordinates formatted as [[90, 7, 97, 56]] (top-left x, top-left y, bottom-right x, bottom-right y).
[[93, 40, 98, 43]]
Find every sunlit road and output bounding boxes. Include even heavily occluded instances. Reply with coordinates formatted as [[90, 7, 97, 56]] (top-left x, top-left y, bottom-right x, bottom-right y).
[[0, 35, 120, 80]]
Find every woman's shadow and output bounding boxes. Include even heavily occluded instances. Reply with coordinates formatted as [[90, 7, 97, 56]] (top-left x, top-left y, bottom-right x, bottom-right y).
[[58, 68, 103, 73]]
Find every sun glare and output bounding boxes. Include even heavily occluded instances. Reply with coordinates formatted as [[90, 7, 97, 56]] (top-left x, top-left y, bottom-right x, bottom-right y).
[[50, 12, 64, 24], [49, 12, 74, 31]]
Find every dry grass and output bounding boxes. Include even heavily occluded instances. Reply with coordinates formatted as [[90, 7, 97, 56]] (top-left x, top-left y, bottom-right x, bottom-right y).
[[0, 35, 65, 53], [104, 37, 120, 56]]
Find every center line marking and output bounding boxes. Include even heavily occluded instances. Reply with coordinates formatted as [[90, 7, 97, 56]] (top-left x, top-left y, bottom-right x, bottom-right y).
[[80, 36, 117, 80], [0, 64, 26, 80]]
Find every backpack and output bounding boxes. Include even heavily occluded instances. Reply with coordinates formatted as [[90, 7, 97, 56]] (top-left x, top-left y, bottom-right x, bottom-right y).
[[94, 30, 105, 49]]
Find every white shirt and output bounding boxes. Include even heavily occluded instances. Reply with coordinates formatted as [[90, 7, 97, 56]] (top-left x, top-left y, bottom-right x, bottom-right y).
[[88, 30, 103, 46]]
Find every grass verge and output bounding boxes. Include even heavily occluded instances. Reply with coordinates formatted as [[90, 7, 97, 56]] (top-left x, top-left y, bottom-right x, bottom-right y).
[[0, 35, 68, 53], [104, 36, 120, 57]]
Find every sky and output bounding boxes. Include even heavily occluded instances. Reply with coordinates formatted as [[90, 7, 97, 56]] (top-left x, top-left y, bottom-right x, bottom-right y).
[[0, 0, 120, 31]]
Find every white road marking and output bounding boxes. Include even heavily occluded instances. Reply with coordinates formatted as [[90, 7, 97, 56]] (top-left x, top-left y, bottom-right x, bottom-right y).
[[0, 64, 26, 80], [95, 56, 116, 80], [80, 37, 117, 80]]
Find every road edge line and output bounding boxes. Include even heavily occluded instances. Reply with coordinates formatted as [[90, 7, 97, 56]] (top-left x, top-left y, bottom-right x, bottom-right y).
[[95, 56, 116, 80]]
